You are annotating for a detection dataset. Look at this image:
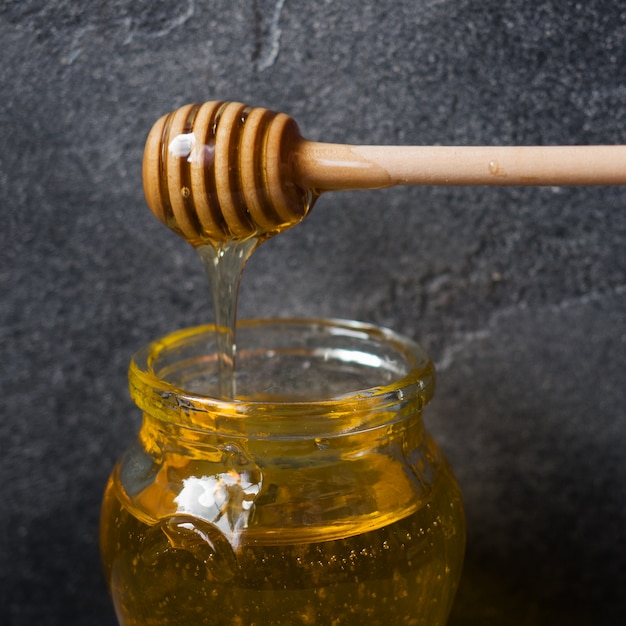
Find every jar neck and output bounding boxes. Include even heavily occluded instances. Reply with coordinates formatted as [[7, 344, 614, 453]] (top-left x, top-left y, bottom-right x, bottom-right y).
[[136, 393, 428, 464], [129, 319, 436, 444]]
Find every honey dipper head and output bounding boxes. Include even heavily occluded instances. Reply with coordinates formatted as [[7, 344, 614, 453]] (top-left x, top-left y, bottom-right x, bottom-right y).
[[142, 101, 314, 246]]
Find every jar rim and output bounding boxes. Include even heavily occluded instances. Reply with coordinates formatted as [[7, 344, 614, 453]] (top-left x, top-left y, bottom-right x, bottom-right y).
[[129, 318, 435, 437]]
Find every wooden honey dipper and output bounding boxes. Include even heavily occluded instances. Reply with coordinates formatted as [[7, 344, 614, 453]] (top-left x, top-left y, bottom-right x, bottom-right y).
[[143, 100, 626, 245]]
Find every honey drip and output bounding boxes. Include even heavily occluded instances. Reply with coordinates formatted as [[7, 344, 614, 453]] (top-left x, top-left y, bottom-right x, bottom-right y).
[[196, 239, 258, 399]]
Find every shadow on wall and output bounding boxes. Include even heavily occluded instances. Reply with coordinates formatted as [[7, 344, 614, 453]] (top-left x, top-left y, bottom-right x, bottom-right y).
[[5, 482, 116, 626], [432, 292, 626, 625]]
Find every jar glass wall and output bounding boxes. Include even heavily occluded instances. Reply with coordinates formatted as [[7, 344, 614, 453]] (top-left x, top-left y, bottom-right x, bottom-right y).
[[100, 319, 465, 625]]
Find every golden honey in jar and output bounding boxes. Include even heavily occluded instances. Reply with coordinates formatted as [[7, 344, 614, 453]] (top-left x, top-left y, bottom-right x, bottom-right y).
[[100, 319, 465, 625]]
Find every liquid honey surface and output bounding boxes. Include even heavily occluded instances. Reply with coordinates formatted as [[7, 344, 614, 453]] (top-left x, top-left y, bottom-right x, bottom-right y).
[[101, 457, 464, 626]]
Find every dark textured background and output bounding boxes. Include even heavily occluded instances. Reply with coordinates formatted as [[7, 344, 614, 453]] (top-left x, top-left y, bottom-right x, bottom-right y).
[[1, 1, 625, 624]]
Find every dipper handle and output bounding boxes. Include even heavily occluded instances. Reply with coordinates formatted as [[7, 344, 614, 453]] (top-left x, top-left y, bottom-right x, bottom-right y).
[[296, 144, 626, 189]]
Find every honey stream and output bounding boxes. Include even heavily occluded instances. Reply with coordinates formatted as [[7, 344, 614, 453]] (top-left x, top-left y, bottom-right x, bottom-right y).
[[196, 238, 258, 399]]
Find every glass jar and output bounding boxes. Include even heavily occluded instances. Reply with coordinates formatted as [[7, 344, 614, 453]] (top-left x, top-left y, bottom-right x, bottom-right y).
[[100, 319, 465, 625]]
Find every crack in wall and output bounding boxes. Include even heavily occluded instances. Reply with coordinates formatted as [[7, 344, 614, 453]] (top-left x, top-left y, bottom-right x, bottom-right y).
[[122, 0, 196, 42], [435, 283, 626, 372], [253, 0, 286, 71], [57, 0, 197, 60], [60, 24, 95, 65]]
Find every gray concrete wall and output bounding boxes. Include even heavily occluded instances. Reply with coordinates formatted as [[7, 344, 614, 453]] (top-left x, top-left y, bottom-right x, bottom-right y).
[[2, 1, 625, 624]]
